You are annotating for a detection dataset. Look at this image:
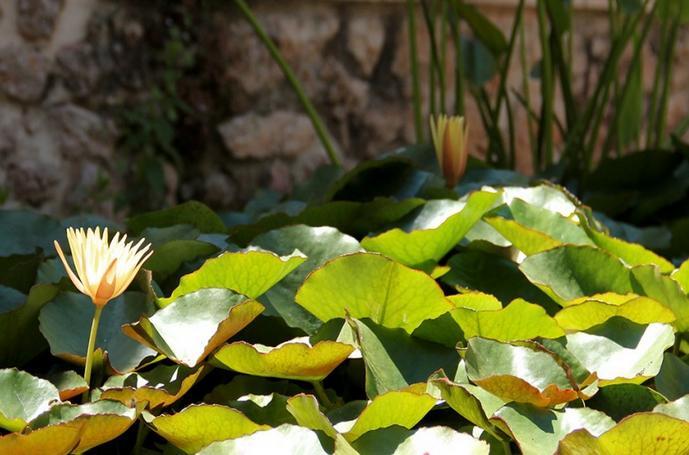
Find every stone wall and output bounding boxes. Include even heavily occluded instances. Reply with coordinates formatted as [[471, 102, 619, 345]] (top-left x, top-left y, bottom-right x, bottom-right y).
[[0, 0, 687, 216]]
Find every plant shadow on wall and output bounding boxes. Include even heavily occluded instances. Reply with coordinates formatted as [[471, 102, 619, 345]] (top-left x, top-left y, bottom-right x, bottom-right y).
[[111, 0, 229, 214]]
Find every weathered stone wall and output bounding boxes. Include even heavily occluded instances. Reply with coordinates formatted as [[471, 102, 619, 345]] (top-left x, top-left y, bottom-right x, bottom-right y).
[[0, 0, 686, 216]]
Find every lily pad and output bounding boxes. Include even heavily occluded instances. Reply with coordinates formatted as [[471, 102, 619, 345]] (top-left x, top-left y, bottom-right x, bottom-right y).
[[0, 369, 60, 432], [558, 413, 689, 454], [655, 353, 689, 400], [465, 338, 578, 407], [555, 296, 675, 331], [212, 338, 354, 381], [520, 246, 633, 304], [127, 201, 227, 234], [295, 253, 452, 334], [29, 400, 137, 454], [123, 289, 264, 367], [654, 395, 689, 422], [586, 384, 666, 421], [391, 426, 489, 454], [252, 225, 363, 333], [100, 364, 207, 410], [145, 240, 219, 281], [198, 424, 330, 455], [346, 318, 460, 397], [0, 210, 63, 256], [494, 403, 615, 455], [565, 318, 674, 384], [39, 292, 157, 373], [159, 250, 306, 307], [0, 284, 58, 367], [150, 404, 269, 454], [630, 265, 689, 332], [361, 191, 499, 268], [46, 370, 88, 401], [452, 299, 564, 341], [0, 421, 81, 455]]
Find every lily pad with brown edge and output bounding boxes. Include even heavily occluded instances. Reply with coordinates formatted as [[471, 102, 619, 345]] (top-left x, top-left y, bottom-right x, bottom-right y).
[[39, 291, 157, 374], [149, 404, 269, 454], [295, 253, 453, 334], [465, 338, 579, 407], [0, 369, 61, 432], [211, 337, 354, 381], [0, 421, 81, 455], [99, 363, 207, 410], [46, 370, 88, 401], [122, 288, 264, 367], [557, 413, 689, 455], [158, 249, 306, 307], [29, 400, 138, 454]]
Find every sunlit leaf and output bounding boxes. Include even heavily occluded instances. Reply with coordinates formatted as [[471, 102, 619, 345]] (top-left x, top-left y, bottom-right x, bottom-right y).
[[0, 369, 60, 432]]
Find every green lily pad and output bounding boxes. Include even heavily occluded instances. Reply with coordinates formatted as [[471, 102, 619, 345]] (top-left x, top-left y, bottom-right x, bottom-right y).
[[145, 240, 219, 281], [361, 191, 499, 268], [0, 210, 63, 256], [198, 424, 330, 455], [252, 225, 363, 333], [555, 296, 676, 331], [123, 289, 264, 367], [295, 253, 452, 333], [565, 318, 674, 384], [127, 201, 227, 234], [558, 413, 689, 454], [150, 404, 269, 454], [452, 299, 564, 341], [655, 353, 689, 401], [430, 375, 505, 436], [654, 395, 689, 422], [29, 400, 137, 454], [208, 393, 296, 427], [671, 258, 689, 293], [0, 254, 42, 293], [520, 246, 633, 304], [204, 375, 306, 404], [484, 216, 562, 255], [212, 338, 354, 381], [506, 198, 592, 244], [630, 265, 689, 332], [100, 364, 207, 410], [465, 338, 578, 407], [39, 292, 157, 373], [0, 284, 57, 367], [287, 389, 436, 442], [586, 383, 666, 421], [159, 250, 306, 307], [581, 219, 674, 272], [0, 369, 60, 432], [494, 403, 615, 455], [0, 421, 81, 455], [346, 318, 460, 397], [46, 370, 88, 401]]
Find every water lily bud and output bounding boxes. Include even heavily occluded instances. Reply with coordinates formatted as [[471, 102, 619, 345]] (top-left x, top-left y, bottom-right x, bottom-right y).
[[54, 227, 153, 307], [430, 114, 469, 188]]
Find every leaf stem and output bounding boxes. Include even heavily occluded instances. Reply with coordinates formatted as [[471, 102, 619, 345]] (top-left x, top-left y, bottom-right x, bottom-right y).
[[83, 305, 104, 401], [133, 416, 149, 455], [311, 381, 335, 409], [232, 0, 341, 166]]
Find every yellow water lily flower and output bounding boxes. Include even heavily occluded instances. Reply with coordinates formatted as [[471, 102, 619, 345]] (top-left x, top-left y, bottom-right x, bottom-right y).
[[54, 227, 153, 307], [430, 114, 469, 188]]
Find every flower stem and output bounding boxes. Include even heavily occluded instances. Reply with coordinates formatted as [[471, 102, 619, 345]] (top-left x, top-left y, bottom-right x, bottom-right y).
[[232, 0, 341, 166], [133, 416, 149, 455], [311, 381, 334, 409], [83, 305, 104, 401]]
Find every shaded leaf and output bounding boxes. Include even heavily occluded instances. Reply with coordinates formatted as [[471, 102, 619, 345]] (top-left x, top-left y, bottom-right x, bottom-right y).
[[0, 369, 60, 432], [655, 353, 689, 401], [127, 201, 227, 234]]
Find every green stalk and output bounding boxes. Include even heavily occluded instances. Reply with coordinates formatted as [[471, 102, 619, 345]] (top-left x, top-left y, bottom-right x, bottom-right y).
[[406, 0, 424, 142], [421, 0, 445, 116], [602, 3, 655, 157], [647, 20, 668, 148], [449, 1, 465, 115], [83, 305, 104, 401], [438, 0, 448, 114], [518, 12, 536, 166], [494, 0, 525, 168], [536, 0, 555, 170], [545, 1, 576, 129], [655, 7, 681, 148], [133, 416, 149, 455], [311, 381, 334, 409], [232, 0, 340, 166]]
